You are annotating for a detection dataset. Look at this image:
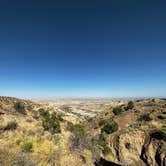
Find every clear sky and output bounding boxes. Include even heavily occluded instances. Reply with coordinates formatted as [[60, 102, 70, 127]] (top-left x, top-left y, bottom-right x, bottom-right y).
[[0, 0, 166, 98]]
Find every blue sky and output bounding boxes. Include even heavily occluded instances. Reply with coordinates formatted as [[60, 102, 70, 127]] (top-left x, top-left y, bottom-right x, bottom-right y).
[[0, 0, 166, 98]]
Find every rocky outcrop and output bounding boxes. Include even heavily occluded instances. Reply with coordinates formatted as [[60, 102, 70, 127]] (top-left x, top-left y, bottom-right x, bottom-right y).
[[113, 129, 166, 166], [140, 130, 166, 166], [114, 129, 146, 165]]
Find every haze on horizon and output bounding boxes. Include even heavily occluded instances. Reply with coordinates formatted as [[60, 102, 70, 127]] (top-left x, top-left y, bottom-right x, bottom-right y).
[[0, 0, 166, 98]]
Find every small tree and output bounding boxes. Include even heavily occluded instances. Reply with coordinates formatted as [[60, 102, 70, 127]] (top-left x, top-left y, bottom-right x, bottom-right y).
[[125, 101, 135, 110]]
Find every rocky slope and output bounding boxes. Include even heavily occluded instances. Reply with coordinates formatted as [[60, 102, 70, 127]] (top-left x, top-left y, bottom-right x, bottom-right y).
[[0, 97, 165, 166]]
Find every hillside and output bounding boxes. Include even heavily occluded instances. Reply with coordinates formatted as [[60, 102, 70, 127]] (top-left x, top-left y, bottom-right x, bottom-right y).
[[0, 97, 166, 166]]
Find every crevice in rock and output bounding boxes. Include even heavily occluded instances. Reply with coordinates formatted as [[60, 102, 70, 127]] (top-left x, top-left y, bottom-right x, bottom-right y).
[[114, 135, 121, 162], [155, 144, 162, 166], [140, 134, 152, 165]]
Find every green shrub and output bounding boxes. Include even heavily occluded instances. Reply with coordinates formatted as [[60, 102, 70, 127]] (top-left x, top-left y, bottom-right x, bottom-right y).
[[42, 112, 61, 134], [14, 101, 26, 114], [20, 141, 33, 152], [128, 101, 135, 109], [4, 121, 18, 130], [125, 101, 135, 110], [101, 121, 118, 134], [98, 140, 112, 155], [112, 107, 123, 115]]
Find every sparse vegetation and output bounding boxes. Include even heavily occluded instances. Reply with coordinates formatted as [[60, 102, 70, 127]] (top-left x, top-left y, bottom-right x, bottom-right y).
[[0, 148, 36, 166], [96, 132, 112, 155], [97, 140, 112, 155], [130, 123, 141, 129], [69, 124, 87, 149]]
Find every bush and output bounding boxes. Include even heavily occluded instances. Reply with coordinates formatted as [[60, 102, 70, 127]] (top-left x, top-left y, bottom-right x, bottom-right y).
[[151, 99, 155, 102], [113, 107, 123, 115], [14, 101, 26, 114], [4, 121, 18, 130], [20, 141, 33, 152], [125, 101, 135, 110], [101, 121, 118, 134], [42, 112, 61, 134], [128, 101, 134, 109]]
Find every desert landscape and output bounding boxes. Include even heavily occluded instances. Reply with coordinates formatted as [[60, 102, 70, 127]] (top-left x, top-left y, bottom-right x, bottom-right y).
[[0, 96, 165, 166], [0, 1, 166, 166]]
